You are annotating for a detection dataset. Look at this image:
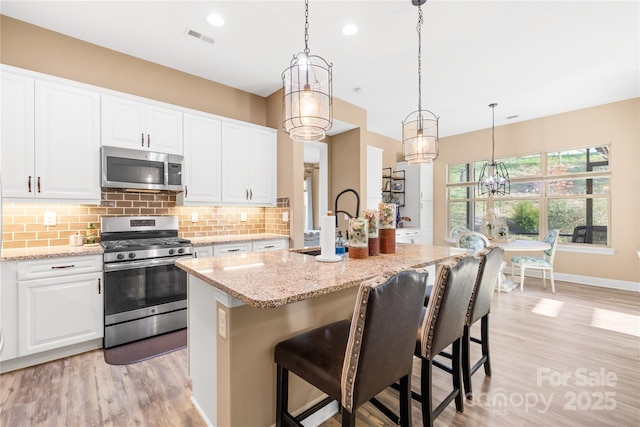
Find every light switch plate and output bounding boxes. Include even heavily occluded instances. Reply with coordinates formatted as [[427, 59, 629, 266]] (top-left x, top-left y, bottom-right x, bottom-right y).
[[282, 211, 289, 222], [240, 212, 247, 222], [191, 212, 198, 223]]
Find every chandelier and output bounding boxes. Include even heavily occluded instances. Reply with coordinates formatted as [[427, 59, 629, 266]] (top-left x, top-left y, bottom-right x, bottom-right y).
[[282, 0, 333, 142], [478, 103, 510, 195], [402, 0, 439, 164]]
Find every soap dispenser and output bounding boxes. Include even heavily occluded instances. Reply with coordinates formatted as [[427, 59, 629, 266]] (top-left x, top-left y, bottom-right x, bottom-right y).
[[335, 231, 345, 257]]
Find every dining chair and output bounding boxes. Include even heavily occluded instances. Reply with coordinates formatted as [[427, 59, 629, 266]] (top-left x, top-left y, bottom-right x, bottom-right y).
[[274, 271, 428, 427], [456, 231, 506, 293], [456, 231, 490, 252], [511, 229, 560, 293], [450, 226, 470, 239]]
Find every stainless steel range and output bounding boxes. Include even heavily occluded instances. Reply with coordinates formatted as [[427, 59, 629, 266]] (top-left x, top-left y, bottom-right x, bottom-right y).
[[101, 216, 192, 348]]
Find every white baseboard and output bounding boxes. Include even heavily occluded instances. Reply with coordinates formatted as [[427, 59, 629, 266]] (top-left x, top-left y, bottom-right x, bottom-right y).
[[191, 396, 214, 427], [300, 399, 339, 427], [0, 338, 103, 374], [508, 267, 639, 293]]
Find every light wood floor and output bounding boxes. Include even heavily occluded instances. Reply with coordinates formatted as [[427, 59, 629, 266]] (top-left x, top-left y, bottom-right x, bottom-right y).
[[1, 278, 639, 426]]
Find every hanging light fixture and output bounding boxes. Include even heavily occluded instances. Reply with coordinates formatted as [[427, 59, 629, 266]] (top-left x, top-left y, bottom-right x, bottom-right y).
[[282, 0, 333, 142], [402, 0, 439, 164], [478, 103, 510, 195]]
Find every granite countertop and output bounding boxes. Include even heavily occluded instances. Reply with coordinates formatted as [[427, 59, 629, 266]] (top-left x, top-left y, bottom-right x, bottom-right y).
[[1, 244, 104, 262], [176, 244, 464, 309], [190, 233, 289, 247], [1, 234, 289, 262]]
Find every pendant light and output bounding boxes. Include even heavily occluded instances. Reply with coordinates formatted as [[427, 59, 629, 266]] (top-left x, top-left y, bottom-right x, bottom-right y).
[[282, 0, 333, 142], [402, 0, 439, 164], [478, 103, 510, 195]]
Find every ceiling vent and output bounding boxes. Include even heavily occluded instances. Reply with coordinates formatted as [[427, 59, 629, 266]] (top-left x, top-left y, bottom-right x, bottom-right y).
[[184, 28, 214, 44]]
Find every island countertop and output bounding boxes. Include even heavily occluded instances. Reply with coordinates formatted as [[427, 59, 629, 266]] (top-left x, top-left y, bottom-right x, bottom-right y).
[[176, 243, 464, 308]]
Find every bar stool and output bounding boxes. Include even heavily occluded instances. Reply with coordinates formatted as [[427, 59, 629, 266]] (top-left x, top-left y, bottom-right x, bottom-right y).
[[462, 245, 504, 399], [414, 255, 479, 427], [274, 270, 428, 426]]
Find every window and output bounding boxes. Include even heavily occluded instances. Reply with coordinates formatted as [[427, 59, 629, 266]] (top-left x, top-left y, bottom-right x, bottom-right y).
[[447, 146, 610, 245]]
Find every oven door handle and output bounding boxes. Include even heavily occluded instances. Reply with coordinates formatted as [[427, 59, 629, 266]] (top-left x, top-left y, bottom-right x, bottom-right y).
[[104, 256, 192, 272]]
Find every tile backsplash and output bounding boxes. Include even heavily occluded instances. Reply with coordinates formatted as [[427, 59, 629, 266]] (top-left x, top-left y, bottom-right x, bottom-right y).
[[1, 190, 290, 250]]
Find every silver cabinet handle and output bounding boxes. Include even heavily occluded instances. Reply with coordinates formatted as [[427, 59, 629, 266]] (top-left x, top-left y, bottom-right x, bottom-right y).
[[98, 278, 101, 294], [185, 185, 188, 198], [249, 189, 253, 200], [246, 189, 249, 200], [28, 176, 32, 192], [51, 265, 75, 269], [147, 134, 150, 148], [141, 133, 144, 147], [227, 248, 240, 252]]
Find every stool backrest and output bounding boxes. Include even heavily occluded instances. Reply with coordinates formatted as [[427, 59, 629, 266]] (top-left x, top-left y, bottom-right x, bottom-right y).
[[419, 255, 479, 360], [467, 246, 504, 326], [340, 270, 428, 412]]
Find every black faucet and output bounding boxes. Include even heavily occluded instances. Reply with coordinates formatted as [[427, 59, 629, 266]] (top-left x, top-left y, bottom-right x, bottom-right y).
[[334, 189, 360, 238]]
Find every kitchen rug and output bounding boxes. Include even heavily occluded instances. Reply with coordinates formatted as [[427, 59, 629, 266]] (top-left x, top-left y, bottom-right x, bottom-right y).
[[103, 328, 187, 366]]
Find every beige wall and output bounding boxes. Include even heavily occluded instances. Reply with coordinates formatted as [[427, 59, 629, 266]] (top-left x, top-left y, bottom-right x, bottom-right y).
[[436, 99, 640, 283]]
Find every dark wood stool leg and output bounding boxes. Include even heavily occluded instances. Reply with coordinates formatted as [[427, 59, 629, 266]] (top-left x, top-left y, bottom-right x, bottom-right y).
[[276, 364, 288, 427], [453, 338, 464, 413], [420, 359, 434, 427], [341, 408, 356, 426], [481, 315, 492, 377], [399, 374, 412, 427], [462, 325, 472, 400]]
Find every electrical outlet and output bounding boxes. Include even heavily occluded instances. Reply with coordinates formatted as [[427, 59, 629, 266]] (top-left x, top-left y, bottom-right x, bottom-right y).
[[218, 308, 227, 339], [282, 211, 289, 222], [44, 211, 56, 226], [191, 212, 198, 223], [240, 212, 247, 222]]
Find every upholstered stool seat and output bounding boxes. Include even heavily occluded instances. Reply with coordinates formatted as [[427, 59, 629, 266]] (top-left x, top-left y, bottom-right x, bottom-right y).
[[275, 271, 429, 427]]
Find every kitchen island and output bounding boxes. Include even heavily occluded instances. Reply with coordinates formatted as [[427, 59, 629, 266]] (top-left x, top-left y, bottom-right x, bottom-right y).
[[176, 244, 463, 426]]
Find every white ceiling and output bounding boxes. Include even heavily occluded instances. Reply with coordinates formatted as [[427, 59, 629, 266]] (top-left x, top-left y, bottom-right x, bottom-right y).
[[2, 0, 638, 141]]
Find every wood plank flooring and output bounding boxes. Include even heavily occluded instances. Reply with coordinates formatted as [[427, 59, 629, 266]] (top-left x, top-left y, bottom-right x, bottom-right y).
[[1, 278, 639, 426]]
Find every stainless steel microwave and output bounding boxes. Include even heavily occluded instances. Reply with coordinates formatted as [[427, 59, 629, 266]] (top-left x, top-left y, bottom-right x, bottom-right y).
[[101, 146, 183, 192]]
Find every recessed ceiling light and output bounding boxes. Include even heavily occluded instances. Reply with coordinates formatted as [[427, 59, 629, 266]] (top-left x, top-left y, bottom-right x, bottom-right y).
[[342, 23, 358, 36], [206, 13, 224, 27]]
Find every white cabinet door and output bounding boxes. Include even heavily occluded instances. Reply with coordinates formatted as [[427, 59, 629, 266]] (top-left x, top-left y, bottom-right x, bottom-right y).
[[101, 95, 146, 149], [221, 121, 250, 203], [366, 146, 383, 210], [193, 246, 213, 259], [101, 94, 183, 155], [1, 72, 35, 198], [34, 80, 101, 201], [398, 161, 433, 231], [0, 73, 100, 202], [1, 262, 19, 362], [247, 127, 276, 205], [18, 271, 103, 355], [221, 121, 276, 205], [146, 104, 183, 154], [179, 113, 222, 205]]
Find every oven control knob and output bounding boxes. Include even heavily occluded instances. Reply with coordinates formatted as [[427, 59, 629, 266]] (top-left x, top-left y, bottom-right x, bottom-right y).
[[117, 253, 125, 260], [169, 248, 176, 255], [178, 248, 185, 254], [128, 252, 136, 259]]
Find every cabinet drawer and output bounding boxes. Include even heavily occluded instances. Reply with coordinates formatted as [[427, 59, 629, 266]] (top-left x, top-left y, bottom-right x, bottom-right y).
[[252, 239, 289, 252], [213, 242, 252, 256], [18, 255, 102, 281]]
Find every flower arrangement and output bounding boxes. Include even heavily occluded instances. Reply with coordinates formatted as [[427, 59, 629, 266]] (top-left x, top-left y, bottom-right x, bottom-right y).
[[363, 209, 379, 238], [349, 217, 368, 248], [378, 202, 396, 229]]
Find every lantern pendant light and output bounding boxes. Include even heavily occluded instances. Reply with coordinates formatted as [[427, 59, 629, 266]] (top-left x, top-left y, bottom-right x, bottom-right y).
[[402, 0, 439, 164], [478, 103, 511, 195], [282, 0, 333, 142]]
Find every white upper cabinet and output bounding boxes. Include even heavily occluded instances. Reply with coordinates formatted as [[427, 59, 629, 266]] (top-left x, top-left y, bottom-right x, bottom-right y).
[[221, 121, 276, 205], [398, 161, 433, 244], [1, 72, 100, 202], [178, 112, 222, 205], [101, 94, 183, 155]]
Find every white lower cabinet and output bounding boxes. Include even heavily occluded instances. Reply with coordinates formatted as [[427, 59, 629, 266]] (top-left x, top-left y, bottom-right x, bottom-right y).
[[396, 228, 421, 244], [193, 245, 213, 259], [17, 256, 103, 356]]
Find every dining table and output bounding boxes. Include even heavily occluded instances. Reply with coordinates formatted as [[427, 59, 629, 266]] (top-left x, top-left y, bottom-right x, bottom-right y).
[[444, 236, 552, 292]]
